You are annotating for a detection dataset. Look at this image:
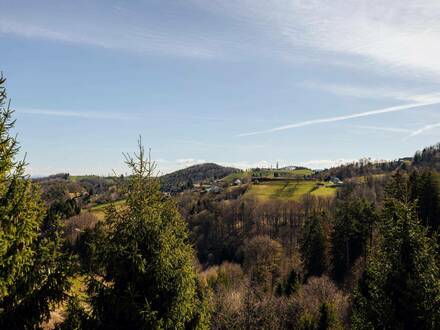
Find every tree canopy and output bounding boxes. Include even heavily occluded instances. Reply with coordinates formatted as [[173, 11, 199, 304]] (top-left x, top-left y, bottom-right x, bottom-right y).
[[0, 75, 73, 328], [80, 142, 210, 329]]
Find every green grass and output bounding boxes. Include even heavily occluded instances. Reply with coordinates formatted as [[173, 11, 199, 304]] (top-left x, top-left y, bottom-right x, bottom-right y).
[[244, 180, 336, 201], [222, 171, 251, 183], [283, 168, 314, 176], [85, 199, 126, 220], [69, 175, 118, 184], [311, 185, 337, 197], [91, 199, 126, 210]]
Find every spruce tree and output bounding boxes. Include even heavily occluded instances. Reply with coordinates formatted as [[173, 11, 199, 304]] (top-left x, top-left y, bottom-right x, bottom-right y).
[[317, 302, 342, 330], [0, 75, 73, 328], [331, 199, 377, 282], [84, 141, 210, 329], [352, 193, 440, 328], [418, 171, 440, 233], [300, 214, 327, 279]]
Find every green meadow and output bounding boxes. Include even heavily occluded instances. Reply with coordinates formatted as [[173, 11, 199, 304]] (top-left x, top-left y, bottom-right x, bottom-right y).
[[244, 180, 336, 201]]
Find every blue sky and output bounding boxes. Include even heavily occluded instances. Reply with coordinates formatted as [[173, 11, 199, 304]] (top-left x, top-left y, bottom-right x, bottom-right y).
[[1, 0, 440, 176]]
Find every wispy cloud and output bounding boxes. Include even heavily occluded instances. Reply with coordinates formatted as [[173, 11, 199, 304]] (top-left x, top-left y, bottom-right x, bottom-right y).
[[239, 96, 440, 136], [300, 81, 429, 102], [299, 159, 356, 169], [5, 1, 440, 75], [176, 158, 207, 166], [193, 0, 440, 78], [17, 108, 137, 120], [0, 6, 218, 59]]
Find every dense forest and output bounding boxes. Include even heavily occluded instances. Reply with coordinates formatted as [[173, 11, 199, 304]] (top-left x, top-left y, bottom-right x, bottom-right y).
[[1, 75, 440, 329]]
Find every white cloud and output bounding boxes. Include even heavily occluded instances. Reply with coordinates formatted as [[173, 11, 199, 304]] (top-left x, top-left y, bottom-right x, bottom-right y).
[[299, 159, 356, 169], [219, 160, 271, 169], [5, 1, 440, 76], [193, 0, 440, 78], [176, 158, 207, 166]]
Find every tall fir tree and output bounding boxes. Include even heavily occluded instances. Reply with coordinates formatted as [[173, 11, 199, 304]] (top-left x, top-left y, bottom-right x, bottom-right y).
[[409, 170, 440, 233], [300, 213, 327, 279], [352, 176, 440, 329], [0, 75, 73, 328], [82, 141, 210, 329], [331, 198, 377, 282]]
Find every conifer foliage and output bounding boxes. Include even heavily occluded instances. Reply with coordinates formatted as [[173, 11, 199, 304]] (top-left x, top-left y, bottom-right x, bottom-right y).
[[0, 75, 73, 328], [84, 141, 210, 329], [352, 175, 440, 329], [300, 213, 327, 279]]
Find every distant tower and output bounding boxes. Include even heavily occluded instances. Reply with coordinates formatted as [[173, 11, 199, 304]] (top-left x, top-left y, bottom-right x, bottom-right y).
[[276, 162, 279, 170]]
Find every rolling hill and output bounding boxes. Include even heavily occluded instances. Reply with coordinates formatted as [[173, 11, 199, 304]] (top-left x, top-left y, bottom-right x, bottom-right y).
[[160, 163, 240, 192]]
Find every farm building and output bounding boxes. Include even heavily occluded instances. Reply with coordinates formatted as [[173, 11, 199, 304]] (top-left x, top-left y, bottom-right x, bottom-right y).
[[233, 179, 242, 185]]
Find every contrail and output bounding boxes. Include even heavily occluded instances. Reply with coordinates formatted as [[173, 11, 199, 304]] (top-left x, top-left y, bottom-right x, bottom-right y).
[[238, 99, 440, 137], [406, 121, 440, 139]]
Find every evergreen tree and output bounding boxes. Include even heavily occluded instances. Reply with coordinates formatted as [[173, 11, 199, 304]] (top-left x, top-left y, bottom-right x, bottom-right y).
[[352, 196, 440, 329], [409, 170, 440, 233], [275, 268, 301, 297], [300, 214, 327, 279], [285, 269, 301, 296], [0, 75, 73, 328], [385, 170, 409, 202], [331, 198, 377, 282], [83, 141, 210, 329], [317, 302, 342, 330]]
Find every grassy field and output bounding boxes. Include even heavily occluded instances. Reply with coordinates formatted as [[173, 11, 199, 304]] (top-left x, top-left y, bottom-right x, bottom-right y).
[[85, 199, 126, 220], [244, 180, 336, 201], [310, 185, 337, 198], [278, 168, 314, 176], [222, 171, 251, 183]]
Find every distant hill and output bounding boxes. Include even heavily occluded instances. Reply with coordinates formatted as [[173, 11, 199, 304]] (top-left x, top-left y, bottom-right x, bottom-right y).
[[413, 143, 440, 170], [315, 142, 440, 180], [160, 163, 240, 192]]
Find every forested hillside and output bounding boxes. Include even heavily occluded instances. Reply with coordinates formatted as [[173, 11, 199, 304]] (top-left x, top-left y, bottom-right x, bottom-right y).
[[1, 75, 440, 329], [160, 163, 240, 192], [316, 143, 440, 180]]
